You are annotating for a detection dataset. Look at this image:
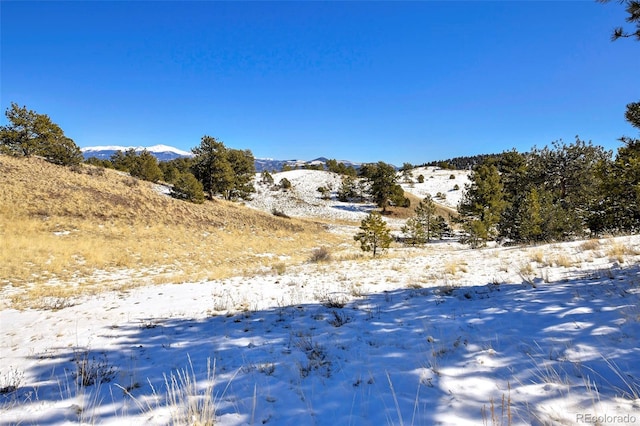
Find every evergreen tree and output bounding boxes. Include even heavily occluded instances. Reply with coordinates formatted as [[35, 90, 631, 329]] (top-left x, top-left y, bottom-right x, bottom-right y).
[[458, 162, 506, 247], [0, 102, 83, 166], [160, 157, 194, 184], [516, 188, 544, 243], [598, 139, 640, 232], [626, 101, 640, 128], [526, 139, 609, 239], [191, 136, 234, 200], [337, 175, 361, 202], [361, 161, 408, 211], [260, 170, 275, 186], [110, 149, 139, 172], [85, 157, 113, 169], [326, 158, 357, 176], [43, 136, 84, 166], [354, 212, 392, 257], [599, 0, 640, 40], [225, 148, 256, 200], [401, 195, 441, 245], [496, 150, 528, 241], [130, 150, 163, 183], [170, 172, 205, 204]]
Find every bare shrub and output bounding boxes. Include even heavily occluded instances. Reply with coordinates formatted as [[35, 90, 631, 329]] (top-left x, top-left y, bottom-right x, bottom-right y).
[[0, 367, 24, 394], [328, 310, 353, 327], [271, 208, 290, 219], [73, 351, 117, 387], [310, 246, 332, 263]]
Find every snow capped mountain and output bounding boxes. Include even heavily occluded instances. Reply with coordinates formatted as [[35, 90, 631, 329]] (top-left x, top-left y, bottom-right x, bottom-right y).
[[82, 145, 363, 171], [81, 145, 193, 161]]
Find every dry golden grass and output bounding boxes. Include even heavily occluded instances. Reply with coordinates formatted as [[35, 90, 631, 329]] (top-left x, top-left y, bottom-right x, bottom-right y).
[[0, 155, 345, 307], [550, 254, 573, 268], [443, 259, 468, 275], [388, 191, 458, 222], [579, 239, 601, 252], [606, 240, 639, 264], [529, 249, 545, 264]]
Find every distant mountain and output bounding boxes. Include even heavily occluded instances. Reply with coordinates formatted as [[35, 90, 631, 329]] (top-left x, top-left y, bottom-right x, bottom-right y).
[[81, 145, 193, 162], [255, 157, 362, 172], [81, 145, 363, 171]]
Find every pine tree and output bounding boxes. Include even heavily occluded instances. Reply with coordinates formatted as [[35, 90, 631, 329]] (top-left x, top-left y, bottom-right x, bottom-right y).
[[598, 139, 640, 232], [361, 162, 407, 211], [338, 175, 360, 202], [517, 188, 544, 243], [0, 102, 83, 166], [191, 136, 235, 200], [170, 172, 205, 204], [401, 195, 441, 245], [225, 148, 256, 200], [110, 149, 139, 172], [458, 162, 506, 247], [354, 212, 392, 257], [130, 150, 163, 183]]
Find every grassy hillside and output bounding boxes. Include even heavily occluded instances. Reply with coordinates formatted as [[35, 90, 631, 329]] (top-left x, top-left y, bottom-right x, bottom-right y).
[[0, 155, 343, 306]]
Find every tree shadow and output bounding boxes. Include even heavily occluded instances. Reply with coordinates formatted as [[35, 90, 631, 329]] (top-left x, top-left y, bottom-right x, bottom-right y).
[[2, 263, 639, 425]]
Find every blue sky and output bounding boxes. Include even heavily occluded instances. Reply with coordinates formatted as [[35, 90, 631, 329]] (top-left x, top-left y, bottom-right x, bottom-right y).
[[2, 1, 638, 164]]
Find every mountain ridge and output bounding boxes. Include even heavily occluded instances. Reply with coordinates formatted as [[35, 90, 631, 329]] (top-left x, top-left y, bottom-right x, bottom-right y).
[[81, 145, 363, 171]]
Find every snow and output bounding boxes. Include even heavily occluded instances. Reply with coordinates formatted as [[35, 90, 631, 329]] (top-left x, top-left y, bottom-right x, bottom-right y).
[[245, 169, 379, 223], [2, 168, 640, 425], [400, 166, 471, 209], [81, 145, 193, 156]]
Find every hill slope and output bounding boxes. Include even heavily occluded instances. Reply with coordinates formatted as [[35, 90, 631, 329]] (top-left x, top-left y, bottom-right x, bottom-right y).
[[2, 155, 640, 425], [0, 155, 342, 301]]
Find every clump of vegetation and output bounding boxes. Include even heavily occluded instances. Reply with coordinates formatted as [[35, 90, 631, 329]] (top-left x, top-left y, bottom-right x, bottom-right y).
[[0, 102, 83, 166], [260, 170, 275, 185], [0, 367, 24, 394], [191, 136, 256, 201], [271, 208, 290, 219], [170, 172, 204, 203], [359, 162, 409, 211], [73, 351, 117, 387], [317, 186, 331, 200], [354, 211, 392, 257], [279, 177, 292, 190], [310, 246, 332, 263], [458, 130, 640, 246], [402, 195, 447, 245], [337, 175, 362, 202]]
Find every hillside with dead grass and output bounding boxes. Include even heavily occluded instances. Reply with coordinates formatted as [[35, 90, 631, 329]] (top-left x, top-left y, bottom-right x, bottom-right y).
[[0, 155, 343, 306]]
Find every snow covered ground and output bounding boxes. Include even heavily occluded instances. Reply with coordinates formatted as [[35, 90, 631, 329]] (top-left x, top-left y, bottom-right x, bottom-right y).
[[2, 168, 640, 425], [245, 169, 377, 223], [244, 166, 468, 226], [399, 166, 471, 210]]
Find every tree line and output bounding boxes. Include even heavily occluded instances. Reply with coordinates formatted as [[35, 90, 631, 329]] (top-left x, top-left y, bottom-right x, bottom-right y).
[[458, 133, 640, 246], [88, 136, 257, 204], [0, 103, 257, 205]]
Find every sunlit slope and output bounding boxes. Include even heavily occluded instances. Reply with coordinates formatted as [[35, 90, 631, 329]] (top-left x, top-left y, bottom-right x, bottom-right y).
[[0, 155, 340, 293]]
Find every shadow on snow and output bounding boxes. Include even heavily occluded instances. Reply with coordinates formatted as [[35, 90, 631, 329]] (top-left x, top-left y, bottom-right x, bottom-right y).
[[2, 264, 639, 425]]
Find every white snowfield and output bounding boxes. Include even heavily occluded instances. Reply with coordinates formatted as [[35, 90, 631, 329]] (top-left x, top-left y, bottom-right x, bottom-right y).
[[245, 166, 468, 225], [399, 166, 471, 209], [2, 168, 640, 426], [81, 145, 193, 156]]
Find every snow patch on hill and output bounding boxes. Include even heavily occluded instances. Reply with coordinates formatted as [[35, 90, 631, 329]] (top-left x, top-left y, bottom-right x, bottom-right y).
[[400, 166, 471, 209], [245, 169, 378, 223]]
